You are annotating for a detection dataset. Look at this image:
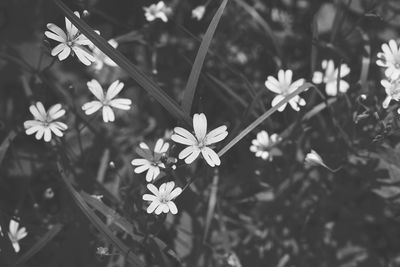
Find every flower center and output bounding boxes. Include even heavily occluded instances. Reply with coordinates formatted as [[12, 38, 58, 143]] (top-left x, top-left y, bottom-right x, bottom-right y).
[[159, 195, 168, 204], [197, 139, 206, 149]]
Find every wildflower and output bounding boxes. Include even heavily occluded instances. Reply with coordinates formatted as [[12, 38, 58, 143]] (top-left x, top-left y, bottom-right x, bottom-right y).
[[96, 246, 110, 256], [144, 1, 170, 22], [171, 113, 228, 167], [8, 219, 27, 253], [82, 79, 132, 122], [312, 59, 350, 96], [305, 150, 326, 167], [142, 182, 182, 215], [24, 102, 68, 142], [250, 130, 282, 160], [90, 39, 118, 71], [381, 78, 400, 113], [192, 6, 206, 20], [265, 69, 306, 112], [376, 39, 400, 79], [45, 11, 95, 65], [131, 139, 170, 182]]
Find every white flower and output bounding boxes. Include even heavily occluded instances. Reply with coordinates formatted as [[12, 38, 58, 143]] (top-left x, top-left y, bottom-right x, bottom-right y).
[[305, 150, 326, 167], [144, 1, 170, 22], [82, 79, 132, 122], [171, 113, 228, 167], [192, 6, 206, 20], [376, 39, 400, 80], [24, 102, 68, 142], [45, 11, 95, 66], [381, 78, 400, 113], [91, 39, 118, 71], [312, 59, 350, 96], [250, 131, 282, 160], [142, 181, 182, 215], [8, 219, 27, 253], [265, 69, 306, 112], [131, 139, 170, 182]]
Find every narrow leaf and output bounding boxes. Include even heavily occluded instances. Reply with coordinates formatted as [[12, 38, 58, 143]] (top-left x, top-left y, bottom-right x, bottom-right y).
[[0, 130, 17, 165], [218, 83, 314, 157], [203, 170, 219, 242], [181, 0, 228, 115], [52, 0, 190, 124]]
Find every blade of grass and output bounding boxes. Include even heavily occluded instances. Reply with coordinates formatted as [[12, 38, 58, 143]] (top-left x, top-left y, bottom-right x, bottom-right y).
[[207, 74, 248, 108], [0, 130, 17, 165], [53, 0, 190, 124], [181, 0, 228, 115], [218, 83, 315, 157], [203, 169, 219, 243], [57, 162, 145, 267], [358, 28, 370, 91], [12, 224, 63, 267]]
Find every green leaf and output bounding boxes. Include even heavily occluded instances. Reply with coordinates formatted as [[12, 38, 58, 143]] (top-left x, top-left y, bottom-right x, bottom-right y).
[[218, 83, 315, 157], [181, 0, 228, 115], [52, 0, 190, 124]]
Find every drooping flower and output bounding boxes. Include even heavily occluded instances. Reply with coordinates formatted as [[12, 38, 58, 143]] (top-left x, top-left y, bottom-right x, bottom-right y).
[[305, 150, 326, 167], [143, 1, 171, 22], [376, 39, 400, 79], [312, 59, 350, 96], [265, 69, 306, 112], [142, 182, 182, 215], [171, 113, 228, 167], [192, 6, 206, 20], [8, 219, 28, 253], [250, 130, 282, 160], [82, 79, 132, 122], [131, 139, 170, 182], [24, 102, 68, 142], [90, 39, 118, 71], [45, 11, 95, 65], [381, 78, 400, 113]]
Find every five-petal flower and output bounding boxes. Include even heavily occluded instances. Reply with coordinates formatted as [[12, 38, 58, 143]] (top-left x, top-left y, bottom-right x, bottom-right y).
[[142, 182, 182, 215], [250, 130, 282, 160], [8, 219, 28, 253], [312, 59, 350, 96], [381, 78, 400, 113], [144, 1, 170, 22], [265, 69, 306, 112], [24, 102, 68, 142], [376, 39, 400, 80], [171, 113, 228, 167], [82, 79, 132, 122]]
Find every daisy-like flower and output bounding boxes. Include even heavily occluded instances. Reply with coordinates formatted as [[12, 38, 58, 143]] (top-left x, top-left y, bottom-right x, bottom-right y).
[[376, 39, 400, 79], [265, 69, 306, 112], [250, 130, 282, 160], [45, 11, 95, 66], [131, 139, 170, 182], [381, 78, 400, 113], [192, 6, 206, 21], [144, 1, 171, 22], [24, 102, 68, 142], [90, 39, 118, 71], [142, 181, 182, 215], [82, 79, 132, 122], [312, 59, 351, 96], [171, 113, 228, 167], [8, 219, 28, 253]]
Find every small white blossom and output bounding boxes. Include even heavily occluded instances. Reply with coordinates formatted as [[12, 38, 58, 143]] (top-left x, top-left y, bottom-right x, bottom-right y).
[[192, 6, 206, 20], [305, 150, 326, 167], [376, 39, 400, 79], [265, 69, 306, 112], [250, 131, 282, 160], [144, 1, 170, 22], [45, 11, 95, 65], [381, 78, 400, 113], [24, 102, 68, 142], [90, 39, 118, 71], [8, 219, 27, 253], [142, 182, 182, 215], [82, 79, 132, 122], [131, 139, 170, 182], [171, 113, 228, 167], [312, 59, 350, 96]]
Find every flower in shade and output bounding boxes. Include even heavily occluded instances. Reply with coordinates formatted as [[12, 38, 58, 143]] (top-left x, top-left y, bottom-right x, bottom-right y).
[[24, 102, 68, 142], [142, 181, 182, 215], [90, 39, 119, 71], [192, 6, 206, 20], [376, 39, 400, 79], [171, 113, 228, 167], [144, 1, 171, 22], [265, 69, 306, 112], [45, 11, 95, 65], [82, 79, 132, 122], [131, 139, 170, 182], [8, 219, 27, 253], [305, 150, 326, 167], [312, 59, 350, 96], [381, 78, 400, 113], [250, 130, 282, 160]]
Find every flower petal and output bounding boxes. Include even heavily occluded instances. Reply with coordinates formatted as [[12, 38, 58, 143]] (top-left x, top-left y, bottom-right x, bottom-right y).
[[87, 79, 104, 100], [193, 113, 207, 141]]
